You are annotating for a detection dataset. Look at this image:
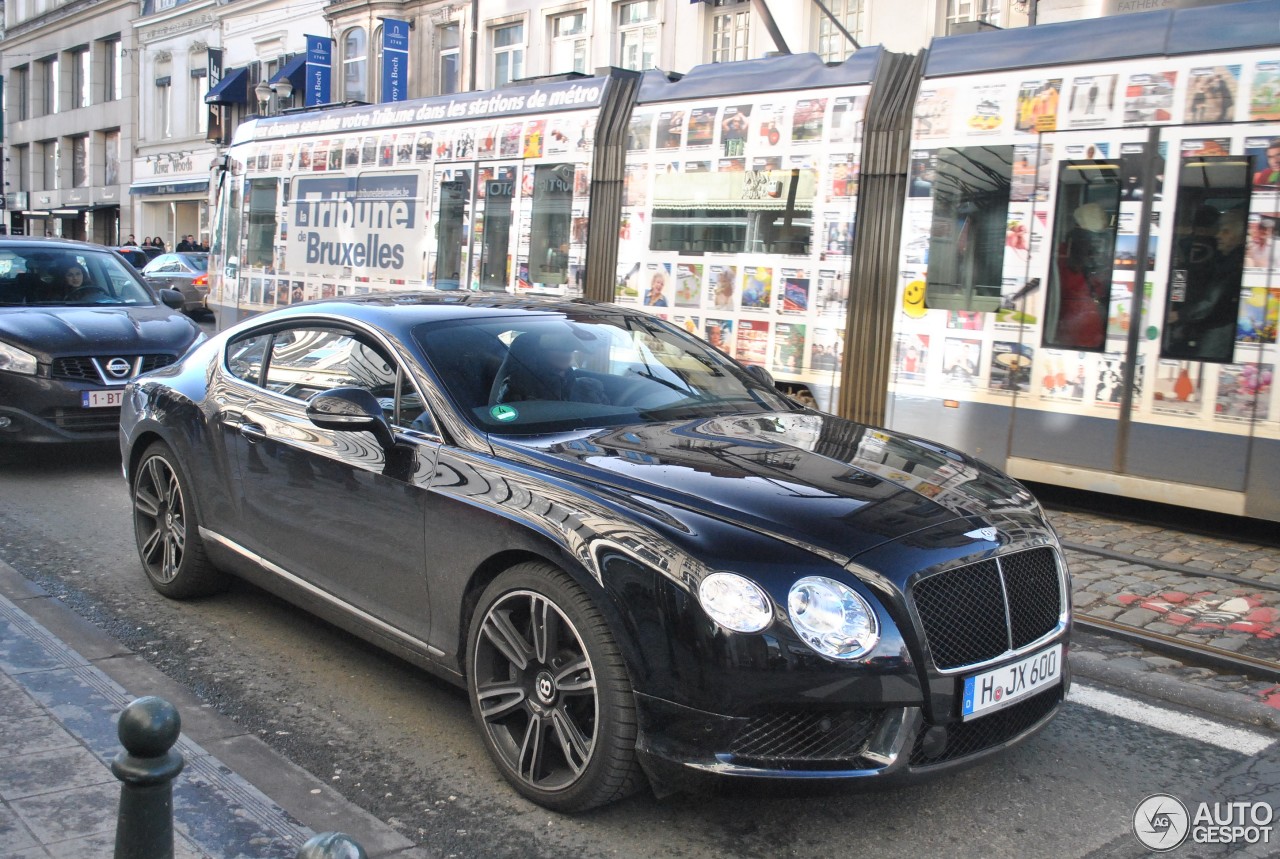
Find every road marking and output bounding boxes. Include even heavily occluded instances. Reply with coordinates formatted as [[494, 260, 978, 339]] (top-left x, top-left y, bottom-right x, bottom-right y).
[[1070, 683, 1274, 755]]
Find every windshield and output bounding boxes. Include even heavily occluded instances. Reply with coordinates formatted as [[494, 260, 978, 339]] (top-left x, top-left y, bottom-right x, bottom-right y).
[[416, 311, 797, 434], [0, 247, 157, 307]]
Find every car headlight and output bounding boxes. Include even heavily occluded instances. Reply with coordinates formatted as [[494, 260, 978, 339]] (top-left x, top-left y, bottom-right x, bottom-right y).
[[698, 572, 772, 633], [0, 341, 38, 375], [788, 576, 879, 659]]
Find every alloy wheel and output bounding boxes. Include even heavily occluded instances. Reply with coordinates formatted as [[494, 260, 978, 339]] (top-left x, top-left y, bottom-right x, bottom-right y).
[[133, 455, 187, 585]]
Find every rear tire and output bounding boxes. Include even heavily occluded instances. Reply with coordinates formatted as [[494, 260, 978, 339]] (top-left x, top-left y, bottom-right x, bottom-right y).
[[467, 561, 642, 812], [131, 441, 227, 599]]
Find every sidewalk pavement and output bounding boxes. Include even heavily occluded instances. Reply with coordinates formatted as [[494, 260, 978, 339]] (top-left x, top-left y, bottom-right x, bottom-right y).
[[0, 560, 431, 859]]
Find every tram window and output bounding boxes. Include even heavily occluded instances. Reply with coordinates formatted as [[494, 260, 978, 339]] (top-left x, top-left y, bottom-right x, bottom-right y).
[[648, 169, 814, 255], [529, 164, 575, 286], [245, 179, 279, 268], [1043, 160, 1121, 351], [924, 146, 1013, 312], [434, 177, 469, 289], [1160, 156, 1250, 363], [480, 167, 517, 291]]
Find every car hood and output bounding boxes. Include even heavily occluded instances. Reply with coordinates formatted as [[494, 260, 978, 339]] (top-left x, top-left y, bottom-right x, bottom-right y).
[[0, 306, 201, 359], [494, 411, 1042, 562]]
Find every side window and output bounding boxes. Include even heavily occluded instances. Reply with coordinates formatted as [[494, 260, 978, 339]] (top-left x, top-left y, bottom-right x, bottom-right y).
[[924, 145, 1014, 312], [227, 332, 272, 385], [1043, 160, 1121, 351]]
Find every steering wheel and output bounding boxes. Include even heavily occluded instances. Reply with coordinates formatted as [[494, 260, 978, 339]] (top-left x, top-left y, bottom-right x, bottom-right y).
[[68, 286, 109, 302]]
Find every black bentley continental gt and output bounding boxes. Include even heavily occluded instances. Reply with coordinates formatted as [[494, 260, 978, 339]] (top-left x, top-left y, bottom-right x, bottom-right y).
[[0, 238, 204, 444], [119, 294, 1071, 811]]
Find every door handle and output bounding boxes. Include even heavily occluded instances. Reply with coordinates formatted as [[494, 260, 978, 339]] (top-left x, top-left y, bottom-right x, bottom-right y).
[[239, 423, 267, 442]]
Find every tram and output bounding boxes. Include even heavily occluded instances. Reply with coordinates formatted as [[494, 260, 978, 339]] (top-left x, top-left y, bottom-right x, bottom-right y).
[[206, 0, 1279, 521]]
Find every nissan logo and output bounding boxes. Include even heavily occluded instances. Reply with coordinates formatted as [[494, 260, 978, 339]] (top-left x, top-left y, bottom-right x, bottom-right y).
[[106, 358, 133, 378]]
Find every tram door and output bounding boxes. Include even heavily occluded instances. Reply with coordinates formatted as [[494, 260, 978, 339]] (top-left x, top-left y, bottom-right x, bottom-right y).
[[1007, 125, 1265, 497]]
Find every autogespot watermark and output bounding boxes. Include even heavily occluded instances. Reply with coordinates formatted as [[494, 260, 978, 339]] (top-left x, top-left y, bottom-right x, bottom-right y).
[[1133, 794, 1275, 852]]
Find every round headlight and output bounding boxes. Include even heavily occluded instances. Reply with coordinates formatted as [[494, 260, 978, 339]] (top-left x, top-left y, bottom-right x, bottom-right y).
[[698, 572, 773, 633], [788, 576, 879, 659]]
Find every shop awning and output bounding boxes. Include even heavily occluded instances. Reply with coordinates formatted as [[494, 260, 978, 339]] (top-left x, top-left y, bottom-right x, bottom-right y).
[[205, 67, 249, 105], [129, 178, 210, 196], [269, 55, 306, 91]]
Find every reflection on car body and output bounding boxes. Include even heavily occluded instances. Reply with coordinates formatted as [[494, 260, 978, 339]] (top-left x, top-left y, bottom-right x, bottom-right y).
[[119, 293, 1070, 812]]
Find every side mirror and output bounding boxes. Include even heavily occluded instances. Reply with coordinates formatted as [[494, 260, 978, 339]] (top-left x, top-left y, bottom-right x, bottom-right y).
[[159, 288, 185, 310], [306, 387, 396, 451]]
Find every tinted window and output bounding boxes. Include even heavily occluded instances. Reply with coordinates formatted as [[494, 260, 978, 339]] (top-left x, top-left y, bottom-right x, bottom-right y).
[[924, 145, 1014, 312], [0, 246, 155, 306]]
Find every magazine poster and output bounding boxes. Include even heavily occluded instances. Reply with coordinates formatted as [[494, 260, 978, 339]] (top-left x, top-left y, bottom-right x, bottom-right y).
[[1066, 75, 1119, 128], [788, 154, 816, 170], [801, 327, 840, 374], [1180, 137, 1230, 158], [1011, 145, 1038, 202], [1016, 78, 1061, 133], [828, 155, 858, 200], [816, 269, 849, 317], [1151, 360, 1204, 417], [1005, 207, 1031, 264], [675, 263, 702, 308], [310, 140, 329, 171], [893, 333, 928, 383], [1186, 65, 1241, 124], [1040, 350, 1087, 401], [270, 145, 284, 171], [1245, 212, 1279, 271], [686, 107, 718, 148], [1123, 72, 1177, 124], [792, 98, 828, 143], [545, 118, 574, 155], [1247, 137, 1280, 190], [643, 263, 673, 308], [523, 120, 545, 158], [395, 133, 415, 164], [1251, 61, 1280, 120], [672, 315, 701, 337], [753, 156, 783, 171], [437, 129, 459, 160], [616, 261, 642, 303], [989, 341, 1033, 394], [736, 319, 770, 366], [1063, 142, 1109, 159], [627, 113, 653, 151], [574, 115, 596, 153], [1033, 143, 1055, 201], [829, 95, 865, 145], [720, 104, 752, 156], [942, 337, 982, 387], [708, 265, 738, 310], [902, 210, 933, 268], [1216, 362, 1273, 421], [947, 310, 985, 331], [623, 164, 649, 207], [656, 110, 685, 149], [1094, 353, 1143, 407], [824, 216, 854, 256], [1107, 277, 1136, 340], [774, 322, 807, 373], [781, 269, 809, 314], [909, 150, 937, 198], [719, 157, 747, 172], [414, 131, 433, 163], [706, 318, 735, 356], [913, 88, 954, 138], [262, 279, 277, 306], [757, 102, 789, 148], [1238, 286, 1279, 342], [684, 160, 712, 173], [742, 265, 773, 311], [966, 84, 1007, 135]]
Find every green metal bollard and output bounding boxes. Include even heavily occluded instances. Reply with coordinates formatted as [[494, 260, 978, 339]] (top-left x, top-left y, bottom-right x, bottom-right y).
[[297, 832, 368, 858], [111, 696, 185, 859]]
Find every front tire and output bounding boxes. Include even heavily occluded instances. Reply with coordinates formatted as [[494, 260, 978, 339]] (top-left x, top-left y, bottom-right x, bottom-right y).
[[131, 441, 227, 599], [467, 562, 642, 812]]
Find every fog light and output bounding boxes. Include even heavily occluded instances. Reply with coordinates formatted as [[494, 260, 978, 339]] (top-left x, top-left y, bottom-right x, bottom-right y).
[[0, 416, 12, 428]]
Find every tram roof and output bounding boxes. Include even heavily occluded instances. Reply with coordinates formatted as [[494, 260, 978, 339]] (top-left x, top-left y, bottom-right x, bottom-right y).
[[924, 0, 1280, 78], [637, 48, 885, 104]]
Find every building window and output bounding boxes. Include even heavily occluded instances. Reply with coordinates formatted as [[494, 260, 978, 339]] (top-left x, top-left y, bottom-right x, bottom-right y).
[[815, 0, 862, 62], [157, 77, 172, 138], [194, 67, 210, 135], [103, 38, 122, 102], [12, 145, 28, 192], [438, 24, 460, 95], [711, 0, 750, 64], [71, 136, 89, 188], [343, 28, 368, 102], [945, 0, 1000, 32], [104, 130, 121, 186], [41, 140, 59, 190], [550, 11, 587, 75], [70, 47, 90, 108], [617, 1, 659, 71], [492, 23, 524, 87], [372, 25, 384, 103], [40, 56, 59, 116], [13, 66, 29, 121]]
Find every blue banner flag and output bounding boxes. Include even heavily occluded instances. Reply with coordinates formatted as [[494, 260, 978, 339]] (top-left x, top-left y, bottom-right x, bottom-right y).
[[381, 20, 411, 103], [305, 34, 332, 106]]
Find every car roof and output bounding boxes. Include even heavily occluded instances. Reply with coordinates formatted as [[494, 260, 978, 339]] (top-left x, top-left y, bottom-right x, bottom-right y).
[[0, 236, 125, 253]]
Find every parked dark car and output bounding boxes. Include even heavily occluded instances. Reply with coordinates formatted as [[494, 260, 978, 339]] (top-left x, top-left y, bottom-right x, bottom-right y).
[[119, 294, 1070, 811], [113, 246, 154, 270], [141, 252, 210, 315], [0, 238, 204, 444]]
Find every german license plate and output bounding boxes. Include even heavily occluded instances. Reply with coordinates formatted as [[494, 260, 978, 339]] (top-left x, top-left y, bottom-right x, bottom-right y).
[[82, 390, 123, 408], [961, 643, 1062, 721]]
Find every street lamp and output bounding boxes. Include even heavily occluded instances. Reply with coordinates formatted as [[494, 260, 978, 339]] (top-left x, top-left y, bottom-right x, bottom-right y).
[[272, 78, 293, 100], [254, 80, 273, 112]]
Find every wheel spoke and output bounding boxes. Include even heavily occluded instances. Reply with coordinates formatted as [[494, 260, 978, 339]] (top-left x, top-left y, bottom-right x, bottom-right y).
[[163, 532, 178, 580], [549, 705, 592, 775], [482, 609, 533, 670], [517, 713, 548, 782], [476, 681, 527, 722], [133, 487, 160, 519], [165, 471, 181, 509], [139, 527, 163, 565], [169, 520, 186, 553], [146, 457, 168, 503], [532, 596, 559, 665], [553, 655, 595, 694]]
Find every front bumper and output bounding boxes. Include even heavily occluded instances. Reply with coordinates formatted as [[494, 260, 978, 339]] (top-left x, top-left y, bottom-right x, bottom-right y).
[[0, 378, 121, 443], [634, 658, 1070, 794]]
